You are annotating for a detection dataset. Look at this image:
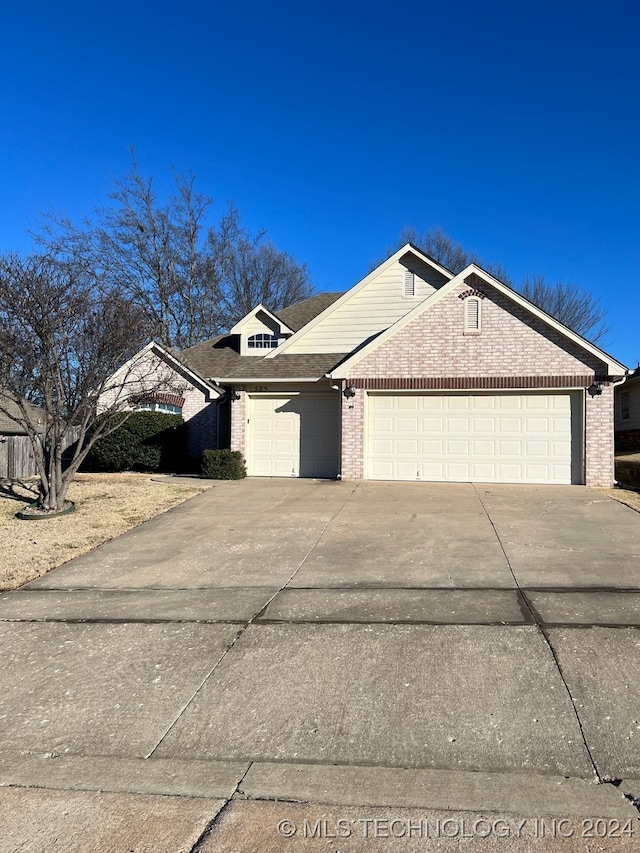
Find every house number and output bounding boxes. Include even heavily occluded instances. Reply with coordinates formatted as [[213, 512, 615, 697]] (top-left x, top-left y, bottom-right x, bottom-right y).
[[252, 385, 268, 392]]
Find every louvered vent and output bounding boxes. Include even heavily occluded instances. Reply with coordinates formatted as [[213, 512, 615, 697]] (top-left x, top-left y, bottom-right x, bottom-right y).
[[404, 269, 416, 297], [465, 297, 480, 330]]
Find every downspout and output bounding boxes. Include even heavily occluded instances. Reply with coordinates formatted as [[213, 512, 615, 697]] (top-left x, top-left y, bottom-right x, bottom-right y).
[[609, 373, 629, 486]]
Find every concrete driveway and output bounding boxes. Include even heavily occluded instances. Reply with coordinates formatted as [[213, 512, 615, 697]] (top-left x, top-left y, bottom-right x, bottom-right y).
[[1, 480, 639, 851]]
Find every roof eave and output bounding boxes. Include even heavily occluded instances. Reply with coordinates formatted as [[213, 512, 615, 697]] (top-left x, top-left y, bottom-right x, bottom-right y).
[[210, 376, 328, 384]]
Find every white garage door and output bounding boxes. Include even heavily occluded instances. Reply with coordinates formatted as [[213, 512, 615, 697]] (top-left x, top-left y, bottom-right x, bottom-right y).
[[248, 394, 340, 478], [366, 393, 577, 484]]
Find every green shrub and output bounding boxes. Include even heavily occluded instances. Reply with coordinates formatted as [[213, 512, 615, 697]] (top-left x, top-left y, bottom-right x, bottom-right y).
[[201, 449, 246, 480], [87, 412, 186, 473]]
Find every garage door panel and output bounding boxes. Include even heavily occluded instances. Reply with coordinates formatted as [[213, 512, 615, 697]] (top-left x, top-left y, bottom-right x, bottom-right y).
[[367, 393, 577, 484], [248, 394, 340, 478]]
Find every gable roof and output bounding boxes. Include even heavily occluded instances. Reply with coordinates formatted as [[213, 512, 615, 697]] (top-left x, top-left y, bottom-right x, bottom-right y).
[[228, 303, 294, 335], [180, 292, 346, 380], [109, 341, 223, 399], [181, 334, 348, 381], [266, 244, 454, 358], [328, 263, 628, 378]]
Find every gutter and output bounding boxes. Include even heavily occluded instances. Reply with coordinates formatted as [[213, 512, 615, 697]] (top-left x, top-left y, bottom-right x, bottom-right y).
[[210, 377, 325, 384]]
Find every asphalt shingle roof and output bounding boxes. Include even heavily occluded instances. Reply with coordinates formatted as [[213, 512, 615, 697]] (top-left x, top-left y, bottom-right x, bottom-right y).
[[180, 336, 348, 381], [276, 292, 344, 331], [180, 291, 348, 381]]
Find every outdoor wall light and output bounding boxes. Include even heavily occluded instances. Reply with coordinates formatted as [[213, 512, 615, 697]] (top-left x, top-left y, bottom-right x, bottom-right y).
[[343, 384, 357, 399], [230, 390, 241, 402], [587, 382, 604, 397]]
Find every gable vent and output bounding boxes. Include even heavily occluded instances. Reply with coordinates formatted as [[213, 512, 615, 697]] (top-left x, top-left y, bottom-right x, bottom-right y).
[[404, 269, 416, 297], [465, 297, 481, 331]]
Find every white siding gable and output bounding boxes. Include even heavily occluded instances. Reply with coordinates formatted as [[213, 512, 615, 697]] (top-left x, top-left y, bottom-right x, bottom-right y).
[[283, 257, 449, 354], [239, 309, 290, 355]]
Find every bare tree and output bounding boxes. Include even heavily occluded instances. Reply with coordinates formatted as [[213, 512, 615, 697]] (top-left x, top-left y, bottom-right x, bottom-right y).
[[376, 227, 514, 285], [209, 213, 312, 325], [520, 275, 610, 343], [0, 254, 181, 514], [38, 157, 312, 348]]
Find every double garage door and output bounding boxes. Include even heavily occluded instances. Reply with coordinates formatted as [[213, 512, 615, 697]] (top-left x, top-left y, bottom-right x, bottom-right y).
[[366, 392, 579, 484], [247, 391, 580, 484]]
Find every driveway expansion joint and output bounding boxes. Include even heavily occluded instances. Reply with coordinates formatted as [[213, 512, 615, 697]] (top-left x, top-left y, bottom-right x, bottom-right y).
[[472, 484, 603, 784]]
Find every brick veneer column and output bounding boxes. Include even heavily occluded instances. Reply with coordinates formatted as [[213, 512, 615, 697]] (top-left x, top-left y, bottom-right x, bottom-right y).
[[340, 391, 364, 480], [585, 384, 615, 488], [230, 391, 247, 457]]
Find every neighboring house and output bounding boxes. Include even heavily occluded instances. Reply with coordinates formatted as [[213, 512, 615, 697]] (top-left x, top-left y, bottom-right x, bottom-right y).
[[110, 244, 628, 487], [614, 368, 640, 452], [0, 395, 45, 479]]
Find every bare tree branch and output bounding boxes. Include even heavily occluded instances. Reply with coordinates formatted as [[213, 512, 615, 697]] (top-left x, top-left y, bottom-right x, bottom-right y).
[[0, 254, 185, 513], [36, 158, 312, 347]]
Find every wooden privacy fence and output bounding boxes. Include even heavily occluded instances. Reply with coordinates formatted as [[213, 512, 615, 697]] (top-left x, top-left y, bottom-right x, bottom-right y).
[[0, 430, 80, 480]]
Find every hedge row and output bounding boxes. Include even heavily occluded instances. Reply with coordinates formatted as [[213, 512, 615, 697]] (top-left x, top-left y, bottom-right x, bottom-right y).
[[86, 412, 187, 473]]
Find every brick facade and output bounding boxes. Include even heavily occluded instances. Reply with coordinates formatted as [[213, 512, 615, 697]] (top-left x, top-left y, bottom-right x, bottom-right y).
[[340, 393, 364, 480], [229, 391, 247, 457], [353, 282, 605, 379], [338, 281, 614, 487], [584, 385, 615, 487], [182, 386, 218, 461]]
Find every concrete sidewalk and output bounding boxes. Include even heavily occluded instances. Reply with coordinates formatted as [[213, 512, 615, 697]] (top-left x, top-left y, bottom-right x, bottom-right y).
[[0, 479, 639, 851]]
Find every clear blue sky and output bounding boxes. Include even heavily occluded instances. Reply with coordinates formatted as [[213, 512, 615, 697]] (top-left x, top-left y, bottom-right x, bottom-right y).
[[1, 0, 638, 367]]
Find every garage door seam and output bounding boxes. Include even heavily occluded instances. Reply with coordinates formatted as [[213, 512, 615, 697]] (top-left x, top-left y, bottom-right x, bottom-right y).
[[472, 484, 602, 783]]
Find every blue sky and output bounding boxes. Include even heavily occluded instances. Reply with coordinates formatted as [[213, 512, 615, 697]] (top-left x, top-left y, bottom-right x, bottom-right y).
[[1, 0, 638, 367]]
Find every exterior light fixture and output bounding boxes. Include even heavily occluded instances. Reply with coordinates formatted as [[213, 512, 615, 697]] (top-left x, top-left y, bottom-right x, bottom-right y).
[[343, 384, 357, 399], [230, 390, 241, 402], [587, 382, 603, 397]]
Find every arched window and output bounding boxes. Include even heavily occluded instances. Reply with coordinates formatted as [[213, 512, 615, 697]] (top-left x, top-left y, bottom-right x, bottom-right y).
[[464, 297, 481, 331], [248, 333, 280, 349]]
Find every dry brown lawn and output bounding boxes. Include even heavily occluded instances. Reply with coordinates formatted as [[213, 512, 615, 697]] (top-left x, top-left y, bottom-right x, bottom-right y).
[[605, 486, 640, 513], [0, 473, 211, 591]]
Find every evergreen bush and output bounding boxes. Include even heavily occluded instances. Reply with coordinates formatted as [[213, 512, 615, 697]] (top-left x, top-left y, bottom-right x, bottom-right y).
[[87, 411, 186, 472], [201, 449, 246, 479]]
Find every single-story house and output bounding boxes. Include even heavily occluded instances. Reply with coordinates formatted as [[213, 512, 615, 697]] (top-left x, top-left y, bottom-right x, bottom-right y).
[[614, 368, 640, 452], [108, 244, 628, 487]]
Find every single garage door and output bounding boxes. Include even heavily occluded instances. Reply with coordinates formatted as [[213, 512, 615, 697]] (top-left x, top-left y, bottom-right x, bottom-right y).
[[248, 394, 340, 478], [366, 393, 578, 484]]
